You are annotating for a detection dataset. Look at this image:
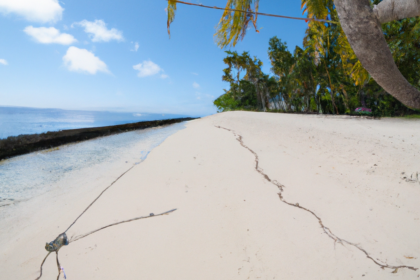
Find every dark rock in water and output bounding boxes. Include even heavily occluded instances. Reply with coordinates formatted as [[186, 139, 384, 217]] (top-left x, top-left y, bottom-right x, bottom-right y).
[[0, 118, 196, 161]]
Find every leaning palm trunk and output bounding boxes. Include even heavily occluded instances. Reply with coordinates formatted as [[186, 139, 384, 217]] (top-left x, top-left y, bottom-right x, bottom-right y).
[[334, 0, 420, 109], [374, 0, 420, 24]]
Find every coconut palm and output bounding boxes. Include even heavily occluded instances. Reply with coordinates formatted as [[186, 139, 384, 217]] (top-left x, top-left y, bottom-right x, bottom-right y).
[[334, 0, 420, 109], [167, 0, 420, 109]]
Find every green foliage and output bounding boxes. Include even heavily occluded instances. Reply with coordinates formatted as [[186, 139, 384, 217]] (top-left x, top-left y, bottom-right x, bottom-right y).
[[301, 0, 331, 20], [167, 0, 260, 47], [215, 51, 262, 112], [214, 80, 258, 112], [383, 18, 420, 89], [213, 91, 239, 112], [213, 0, 420, 116], [165, 0, 420, 116], [166, 0, 177, 37], [215, 0, 260, 47]]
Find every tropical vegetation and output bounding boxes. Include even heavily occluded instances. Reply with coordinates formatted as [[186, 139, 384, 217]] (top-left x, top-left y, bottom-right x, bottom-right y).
[[212, 0, 420, 116]]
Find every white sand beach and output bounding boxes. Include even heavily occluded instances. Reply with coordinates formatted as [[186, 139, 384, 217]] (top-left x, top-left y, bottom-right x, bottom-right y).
[[1, 111, 420, 279]]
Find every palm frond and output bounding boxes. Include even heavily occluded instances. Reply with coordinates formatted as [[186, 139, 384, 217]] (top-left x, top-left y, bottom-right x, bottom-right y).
[[214, 0, 260, 48], [301, 0, 329, 19], [167, 0, 177, 37]]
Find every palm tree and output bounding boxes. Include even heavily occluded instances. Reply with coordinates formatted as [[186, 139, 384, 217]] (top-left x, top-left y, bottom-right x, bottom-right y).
[[268, 37, 296, 111], [292, 46, 318, 112], [243, 56, 266, 111], [167, 0, 420, 109]]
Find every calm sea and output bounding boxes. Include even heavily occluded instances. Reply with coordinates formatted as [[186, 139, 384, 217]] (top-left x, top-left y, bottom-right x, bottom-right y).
[[0, 106, 192, 207], [0, 106, 190, 139], [0, 121, 188, 207]]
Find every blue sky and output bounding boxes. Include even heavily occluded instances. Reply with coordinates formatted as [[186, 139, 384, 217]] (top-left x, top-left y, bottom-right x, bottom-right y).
[[0, 0, 308, 116]]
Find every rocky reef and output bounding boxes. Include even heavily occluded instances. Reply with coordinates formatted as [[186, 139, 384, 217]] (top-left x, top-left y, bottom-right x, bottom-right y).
[[0, 118, 195, 161]]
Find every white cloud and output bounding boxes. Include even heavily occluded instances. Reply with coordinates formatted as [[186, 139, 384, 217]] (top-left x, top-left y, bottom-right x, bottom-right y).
[[74, 20, 123, 42], [24, 26, 77, 45], [0, 0, 63, 23], [0, 58, 7, 65], [133, 60, 166, 78], [191, 72, 198, 76], [132, 42, 139, 52], [193, 82, 200, 89], [63, 46, 109, 74]]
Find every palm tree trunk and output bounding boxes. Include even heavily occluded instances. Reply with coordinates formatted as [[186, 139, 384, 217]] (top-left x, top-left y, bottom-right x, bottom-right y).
[[325, 65, 339, 114], [255, 81, 266, 112], [255, 88, 262, 110], [340, 84, 350, 112], [334, 0, 420, 109], [360, 89, 367, 108], [374, 0, 420, 24], [273, 97, 279, 110], [265, 87, 271, 111], [260, 90, 267, 111], [253, 81, 265, 111]]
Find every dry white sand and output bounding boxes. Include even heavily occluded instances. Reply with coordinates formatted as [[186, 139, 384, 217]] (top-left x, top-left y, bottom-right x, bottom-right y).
[[1, 111, 420, 279]]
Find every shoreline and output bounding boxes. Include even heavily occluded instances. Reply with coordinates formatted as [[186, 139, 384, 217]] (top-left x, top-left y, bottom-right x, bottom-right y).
[[1, 112, 419, 279], [0, 117, 196, 161], [0, 122, 188, 211]]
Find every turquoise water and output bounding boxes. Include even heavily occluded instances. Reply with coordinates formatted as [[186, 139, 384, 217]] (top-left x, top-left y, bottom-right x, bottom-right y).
[[0, 106, 190, 139], [0, 122, 186, 204]]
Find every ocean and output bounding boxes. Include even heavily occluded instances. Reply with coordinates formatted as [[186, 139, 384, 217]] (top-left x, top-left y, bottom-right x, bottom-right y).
[[0, 106, 191, 207], [0, 106, 190, 139], [0, 122, 187, 207]]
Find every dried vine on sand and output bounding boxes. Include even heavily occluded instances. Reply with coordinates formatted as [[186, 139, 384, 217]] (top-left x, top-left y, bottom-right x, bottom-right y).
[[216, 125, 417, 272]]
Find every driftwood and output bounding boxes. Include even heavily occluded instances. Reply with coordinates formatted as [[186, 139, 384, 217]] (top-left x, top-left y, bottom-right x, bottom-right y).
[[31, 141, 179, 280]]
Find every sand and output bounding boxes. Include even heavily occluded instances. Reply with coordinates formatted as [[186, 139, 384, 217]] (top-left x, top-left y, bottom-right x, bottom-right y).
[[1, 111, 420, 280]]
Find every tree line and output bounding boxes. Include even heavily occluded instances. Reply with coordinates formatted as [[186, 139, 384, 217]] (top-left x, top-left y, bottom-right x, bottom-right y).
[[214, 1, 420, 116]]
